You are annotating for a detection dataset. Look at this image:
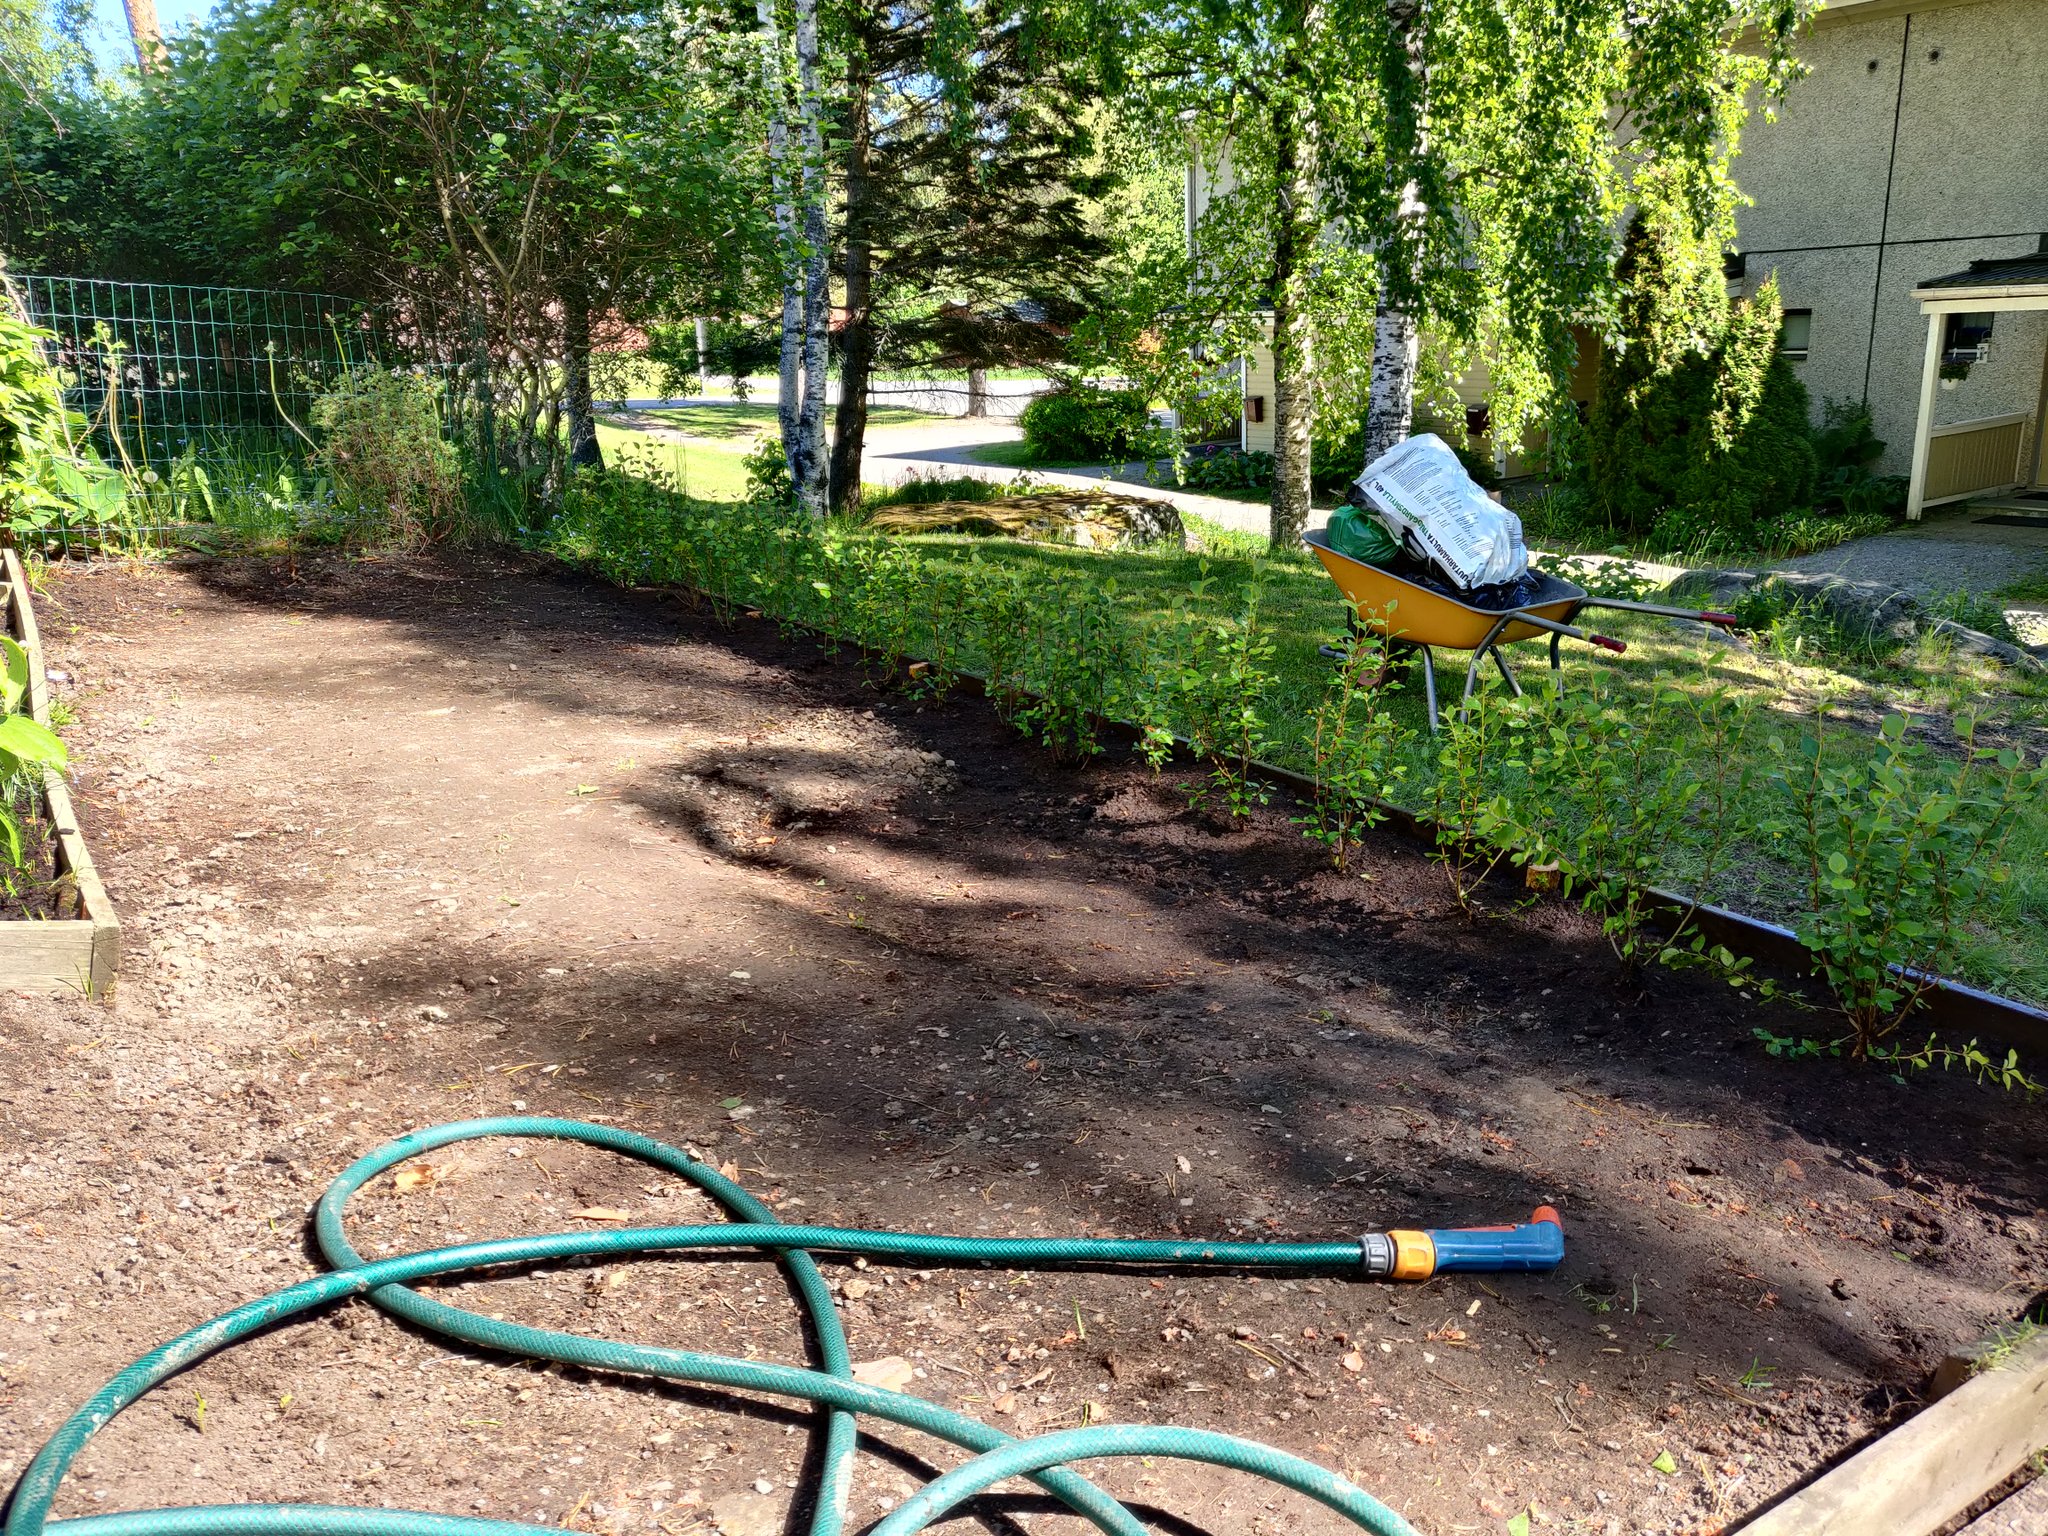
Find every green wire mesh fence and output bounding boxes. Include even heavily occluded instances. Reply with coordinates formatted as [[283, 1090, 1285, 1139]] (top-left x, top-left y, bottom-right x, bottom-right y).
[[11, 274, 381, 551]]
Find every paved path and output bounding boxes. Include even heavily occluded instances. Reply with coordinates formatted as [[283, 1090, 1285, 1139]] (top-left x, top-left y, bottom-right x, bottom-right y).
[[1779, 508, 2048, 596]]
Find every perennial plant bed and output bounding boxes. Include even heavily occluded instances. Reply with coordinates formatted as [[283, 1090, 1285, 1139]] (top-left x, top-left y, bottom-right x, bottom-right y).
[[2, 550, 2043, 1536]]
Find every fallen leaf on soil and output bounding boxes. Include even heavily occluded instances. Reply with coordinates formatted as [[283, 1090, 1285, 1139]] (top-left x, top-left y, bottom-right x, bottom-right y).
[[850, 1356, 916, 1391], [392, 1164, 448, 1194], [991, 1392, 1017, 1415], [842, 1278, 873, 1300], [1651, 1449, 1678, 1475], [1340, 1351, 1365, 1373], [574, 1206, 633, 1222]]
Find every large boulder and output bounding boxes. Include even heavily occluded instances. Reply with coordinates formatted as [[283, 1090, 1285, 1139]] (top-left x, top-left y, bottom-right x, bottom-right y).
[[1663, 567, 2042, 672], [867, 489, 1187, 551]]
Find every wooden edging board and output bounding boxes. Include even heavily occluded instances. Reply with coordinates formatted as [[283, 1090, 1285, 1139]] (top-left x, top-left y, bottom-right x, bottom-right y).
[[0, 548, 118, 996], [692, 592, 2048, 1059], [1731, 1325, 2048, 1535]]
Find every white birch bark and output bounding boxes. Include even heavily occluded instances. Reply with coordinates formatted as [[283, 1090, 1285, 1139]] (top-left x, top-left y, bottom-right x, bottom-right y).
[[1360, 0, 1430, 471], [790, 0, 831, 518], [755, 0, 802, 485], [1267, 3, 1320, 550]]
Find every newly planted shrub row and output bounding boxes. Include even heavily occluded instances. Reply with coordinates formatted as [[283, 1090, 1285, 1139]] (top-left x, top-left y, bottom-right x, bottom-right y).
[[548, 468, 2044, 1081]]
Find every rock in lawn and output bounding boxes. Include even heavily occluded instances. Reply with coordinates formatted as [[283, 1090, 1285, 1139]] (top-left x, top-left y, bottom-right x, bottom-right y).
[[867, 490, 1187, 551]]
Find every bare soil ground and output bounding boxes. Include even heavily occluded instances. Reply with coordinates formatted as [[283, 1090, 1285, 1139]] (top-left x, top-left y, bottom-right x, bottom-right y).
[[3, 552, 2045, 1536]]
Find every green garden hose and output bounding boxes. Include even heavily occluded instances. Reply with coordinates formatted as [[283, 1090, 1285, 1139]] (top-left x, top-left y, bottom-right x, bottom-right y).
[[6, 1117, 1561, 1536]]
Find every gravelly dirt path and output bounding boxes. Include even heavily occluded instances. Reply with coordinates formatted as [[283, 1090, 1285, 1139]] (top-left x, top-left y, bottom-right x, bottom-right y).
[[3, 552, 2044, 1536]]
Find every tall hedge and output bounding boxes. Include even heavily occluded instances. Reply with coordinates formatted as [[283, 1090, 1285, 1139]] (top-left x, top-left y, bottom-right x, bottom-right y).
[[1587, 174, 1816, 545]]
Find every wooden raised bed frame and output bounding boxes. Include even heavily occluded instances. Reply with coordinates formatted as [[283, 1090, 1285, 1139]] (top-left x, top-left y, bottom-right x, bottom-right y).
[[0, 548, 118, 995]]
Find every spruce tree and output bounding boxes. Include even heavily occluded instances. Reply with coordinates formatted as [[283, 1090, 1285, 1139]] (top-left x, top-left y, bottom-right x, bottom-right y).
[[828, 1, 1113, 515], [1587, 171, 1816, 543]]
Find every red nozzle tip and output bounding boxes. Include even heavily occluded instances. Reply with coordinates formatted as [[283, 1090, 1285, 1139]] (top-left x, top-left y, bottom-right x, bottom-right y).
[[1701, 611, 1738, 626], [1593, 634, 1626, 654], [1530, 1205, 1562, 1228]]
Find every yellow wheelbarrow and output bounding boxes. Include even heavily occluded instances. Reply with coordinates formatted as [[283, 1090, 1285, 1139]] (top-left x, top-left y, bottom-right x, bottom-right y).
[[1301, 528, 1739, 730]]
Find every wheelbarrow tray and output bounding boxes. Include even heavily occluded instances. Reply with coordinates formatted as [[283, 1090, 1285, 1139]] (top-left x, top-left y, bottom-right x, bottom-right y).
[[1302, 528, 1584, 651]]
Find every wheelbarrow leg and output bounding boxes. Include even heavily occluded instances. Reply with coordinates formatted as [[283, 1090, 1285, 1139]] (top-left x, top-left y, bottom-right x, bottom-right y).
[[1461, 615, 1519, 721], [1419, 645, 1440, 733], [1549, 632, 1562, 671]]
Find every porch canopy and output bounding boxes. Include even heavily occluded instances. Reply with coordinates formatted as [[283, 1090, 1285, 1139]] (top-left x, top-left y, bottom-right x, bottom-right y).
[[1906, 254, 2048, 518]]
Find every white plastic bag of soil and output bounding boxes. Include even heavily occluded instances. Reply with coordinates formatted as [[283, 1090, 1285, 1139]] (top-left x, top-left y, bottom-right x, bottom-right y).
[[1353, 433, 1527, 590]]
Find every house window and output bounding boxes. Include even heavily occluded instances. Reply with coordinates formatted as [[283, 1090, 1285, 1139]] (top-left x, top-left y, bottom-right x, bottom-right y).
[[1779, 309, 1812, 360], [1942, 311, 1995, 366]]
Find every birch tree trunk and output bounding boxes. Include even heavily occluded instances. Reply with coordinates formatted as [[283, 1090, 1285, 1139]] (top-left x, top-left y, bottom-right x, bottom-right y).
[[756, 0, 802, 489], [790, 0, 832, 518], [1359, 0, 1430, 469], [1268, 59, 1319, 550]]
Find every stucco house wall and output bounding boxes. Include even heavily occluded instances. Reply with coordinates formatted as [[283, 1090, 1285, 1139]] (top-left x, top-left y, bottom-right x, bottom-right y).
[[1733, 0, 2048, 475]]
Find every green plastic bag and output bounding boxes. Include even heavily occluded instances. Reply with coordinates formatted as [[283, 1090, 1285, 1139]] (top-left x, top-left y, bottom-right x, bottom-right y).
[[1326, 504, 1401, 565]]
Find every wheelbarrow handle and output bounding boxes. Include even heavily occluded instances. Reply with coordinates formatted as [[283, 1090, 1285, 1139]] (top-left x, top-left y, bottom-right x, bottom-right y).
[[1575, 596, 1740, 628], [1513, 610, 1628, 655]]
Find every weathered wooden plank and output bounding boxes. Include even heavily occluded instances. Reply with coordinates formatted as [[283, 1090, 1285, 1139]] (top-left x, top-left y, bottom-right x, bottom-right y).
[[0, 918, 100, 993], [1735, 1328, 2048, 1536], [1, 546, 120, 995]]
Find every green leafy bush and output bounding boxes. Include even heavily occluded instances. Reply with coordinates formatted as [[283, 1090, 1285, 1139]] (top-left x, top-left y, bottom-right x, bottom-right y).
[[1504, 679, 1761, 976], [1136, 567, 1279, 816], [311, 368, 461, 544], [0, 308, 127, 543], [1766, 712, 2045, 1056], [1018, 384, 1151, 463], [1180, 448, 1273, 491], [1297, 614, 1413, 868], [742, 436, 792, 505]]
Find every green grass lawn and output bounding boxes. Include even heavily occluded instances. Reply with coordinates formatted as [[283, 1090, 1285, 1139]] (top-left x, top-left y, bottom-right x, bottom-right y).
[[594, 422, 753, 501]]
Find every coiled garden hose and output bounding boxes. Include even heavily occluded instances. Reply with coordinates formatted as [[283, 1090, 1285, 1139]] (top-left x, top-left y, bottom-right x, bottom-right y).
[[6, 1117, 1566, 1536]]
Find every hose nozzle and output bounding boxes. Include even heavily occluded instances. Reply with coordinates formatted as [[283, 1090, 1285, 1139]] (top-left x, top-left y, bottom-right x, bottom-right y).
[[1360, 1206, 1563, 1280]]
